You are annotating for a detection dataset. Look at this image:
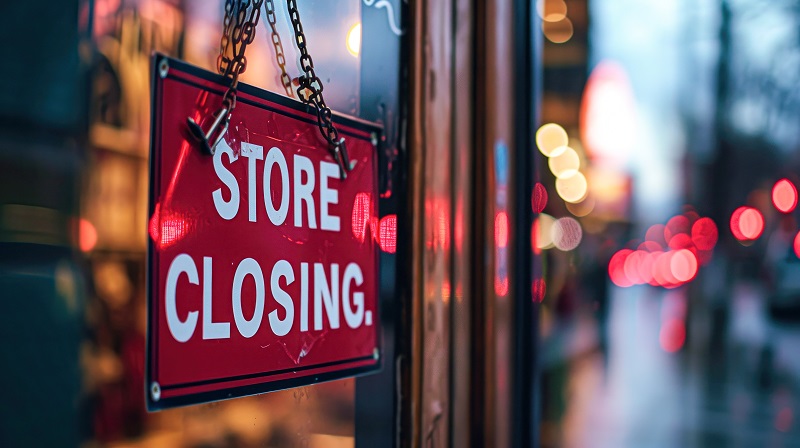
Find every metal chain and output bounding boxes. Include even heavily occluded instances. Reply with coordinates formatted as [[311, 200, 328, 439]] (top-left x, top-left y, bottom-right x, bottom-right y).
[[188, 0, 263, 154], [285, 0, 352, 179], [265, 0, 294, 98], [191, 0, 352, 181], [217, 0, 263, 111]]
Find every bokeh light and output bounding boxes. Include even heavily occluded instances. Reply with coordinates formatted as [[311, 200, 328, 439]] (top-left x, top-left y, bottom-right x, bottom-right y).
[[537, 0, 567, 22], [772, 178, 798, 213], [556, 171, 588, 203], [79, 218, 97, 252], [543, 17, 574, 44], [731, 206, 764, 241], [565, 196, 595, 217], [660, 318, 686, 353], [609, 249, 634, 287], [794, 231, 800, 259], [691, 217, 718, 251], [533, 182, 548, 213], [346, 23, 361, 57], [552, 217, 582, 251], [670, 249, 698, 282], [495, 211, 509, 248], [548, 146, 580, 178], [536, 213, 556, 250], [536, 123, 569, 156]]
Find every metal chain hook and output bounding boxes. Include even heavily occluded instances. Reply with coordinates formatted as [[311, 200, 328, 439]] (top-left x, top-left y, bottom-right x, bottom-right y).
[[187, 0, 264, 155], [285, 0, 353, 180]]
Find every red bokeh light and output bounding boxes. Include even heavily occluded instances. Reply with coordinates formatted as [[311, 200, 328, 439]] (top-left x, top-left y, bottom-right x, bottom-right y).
[[730, 206, 764, 241], [637, 251, 656, 285], [667, 233, 693, 251], [691, 217, 718, 251], [495, 275, 509, 296], [638, 241, 662, 252], [378, 214, 397, 253], [794, 231, 800, 259], [660, 318, 686, 353], [532, 183, 548, 213], [664, 215, 690, 243], [609, 249, 633, 287], [645, 224, 667, 247], [623, 250, 645, 285], [772, 179, 798, 214], [79, 218, 97, 252], [495, 211, 509, 248], [670, 249, 698, 282], [351, 192, 371, 242], [531, 219, 541, 255], [532, 278, 546, 303]]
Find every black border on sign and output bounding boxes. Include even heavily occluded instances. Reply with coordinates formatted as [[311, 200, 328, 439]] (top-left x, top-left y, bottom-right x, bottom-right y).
[[146, 53, 383, 411]]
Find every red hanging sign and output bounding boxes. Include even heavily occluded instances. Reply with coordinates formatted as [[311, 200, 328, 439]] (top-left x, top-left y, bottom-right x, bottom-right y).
[[147, 54, 381, 410]]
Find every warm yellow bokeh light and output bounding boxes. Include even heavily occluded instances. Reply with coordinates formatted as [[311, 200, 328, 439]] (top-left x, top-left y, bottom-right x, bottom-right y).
[[543, 17, 573, 44], [346, 23, 362, 58], [542, 0, 568, 22], [548, 146, 580, 178], [556, 171, 588, 203], [566, 196, 595, 217], [536, 213, 556, 250], [536, 123, 568, 156]]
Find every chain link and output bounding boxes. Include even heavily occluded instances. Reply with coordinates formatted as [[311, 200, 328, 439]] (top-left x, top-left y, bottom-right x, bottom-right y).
[[285, 0, 351, 179], [217, 0, 264, 111], [191, 0, 351, 180], [265, 0, 294, 98]]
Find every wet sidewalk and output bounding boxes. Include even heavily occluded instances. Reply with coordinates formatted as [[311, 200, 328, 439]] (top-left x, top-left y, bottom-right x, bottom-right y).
[[542, 282, 800, 448]]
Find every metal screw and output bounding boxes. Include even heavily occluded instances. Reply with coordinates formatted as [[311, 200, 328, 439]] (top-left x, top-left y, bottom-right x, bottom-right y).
[[151, 382, 161, 402], [370, 132, 379, 146], [159, 59, 169, 79], [373, 348, 380, 360]]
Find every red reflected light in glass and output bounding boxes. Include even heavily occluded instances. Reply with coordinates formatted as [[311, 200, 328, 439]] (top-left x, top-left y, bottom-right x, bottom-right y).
[[772, 179, 798, 213], [531, 219, 541, 255], [495, 211, 509, 248], [351, 192, 371, 242], [664, 215, 690, 244], [532, 278, 546, 303], [148, 203, 190, 249], [79, 218, 97, 252], [533, 183, 548, 213], [794, 231, 800, 259], [609, 249, 633, 287], [495, 276, 509, 296], [660, 318, 686, 353], [378, 214, 397, 253], [691, 217, 718, 251], [670, 249, 698, 282]]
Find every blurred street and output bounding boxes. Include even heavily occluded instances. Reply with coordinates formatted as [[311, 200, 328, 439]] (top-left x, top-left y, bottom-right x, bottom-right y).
[[542, 280, 800, 448]]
